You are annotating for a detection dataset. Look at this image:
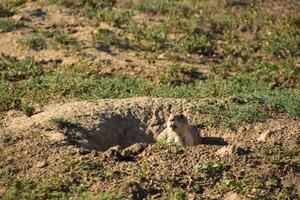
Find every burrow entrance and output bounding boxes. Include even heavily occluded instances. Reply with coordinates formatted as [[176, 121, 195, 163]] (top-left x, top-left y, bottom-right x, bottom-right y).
[[59, 113, 157, 151]]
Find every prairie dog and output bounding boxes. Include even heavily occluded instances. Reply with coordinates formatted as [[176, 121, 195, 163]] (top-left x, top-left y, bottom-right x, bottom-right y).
[[156, 112, 201, 146]]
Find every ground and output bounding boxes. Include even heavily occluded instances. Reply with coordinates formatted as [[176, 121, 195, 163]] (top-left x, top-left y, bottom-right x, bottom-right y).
[[0, 0, 299, 199]]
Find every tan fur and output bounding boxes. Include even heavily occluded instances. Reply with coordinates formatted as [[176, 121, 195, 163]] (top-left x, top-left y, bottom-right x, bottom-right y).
[[156, 112, 201, 146]]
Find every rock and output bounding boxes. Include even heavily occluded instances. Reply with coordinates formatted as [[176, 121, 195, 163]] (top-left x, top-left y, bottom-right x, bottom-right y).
[[157, 54, 165, 60], [29, 8, 46, 17], [36, 161, 48, 168], [45, 131, 66, 142], [122, 143, 146, 157], [257, 129, 276, 142], [224, 192, 245, 200], [104, 145, 124, 161], [215, 145, 236, 157], [78, 148, 92, 155]]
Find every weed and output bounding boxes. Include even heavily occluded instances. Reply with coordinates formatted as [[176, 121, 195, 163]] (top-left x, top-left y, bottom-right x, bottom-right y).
[[97, 192, 128, 200], [18, 34, 47, 51], [127, 21, 168, 51], [198, 103, 267, 129], [50, 116, 69, 126], [264, 33, 300, 58], [182, 33, 213, 56], [134, 0, 193, 16], [0, 55, 43, 81], [0, 134, 14, 145], [0, 3, 14, 17], [50, 0, 116, 9], [53, 32, 77, 46], [21, 103, 35, 117], [0, 19, 23, 32], [8, 0, 26, 8], [97, 9, 133, 28], [194, 162, 227, 177], [93, 28, 119, 47], [165, 63, 199, 84], [163, 185, 186, 200]]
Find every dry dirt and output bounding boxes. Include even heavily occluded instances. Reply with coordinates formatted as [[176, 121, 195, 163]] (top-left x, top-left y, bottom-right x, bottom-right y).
[[1, 98, 299, 199], [0, 1, 209, 83]]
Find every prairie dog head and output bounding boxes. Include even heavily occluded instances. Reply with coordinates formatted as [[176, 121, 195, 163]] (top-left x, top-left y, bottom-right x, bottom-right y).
[[164, 112, 188, 132]]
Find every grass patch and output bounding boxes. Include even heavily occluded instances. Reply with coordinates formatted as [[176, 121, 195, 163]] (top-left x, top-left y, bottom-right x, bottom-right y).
[[1, 56, 299, 120], [93, 28, 120, 47], [134, 0, 194, 16], [42, 30, 77, 46], [195, 162, 228, 177], [18, 34, 47, 51], [0, 19, 23, 32], [264, 33, 300, 58], [182, 33, 213, 56], [0, 3, 14, 17], [198, 103, 267, 129], [0, 55, 43, 81], [0, 172, 92, 200], [96, 9, 133, 28], [97, 192, 128, 200]]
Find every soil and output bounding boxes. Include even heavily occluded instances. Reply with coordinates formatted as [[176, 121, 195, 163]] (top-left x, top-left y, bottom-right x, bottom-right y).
[[0, 1, 209, 83], [1, 98, 299, 199], [0, 0, 299, 199]]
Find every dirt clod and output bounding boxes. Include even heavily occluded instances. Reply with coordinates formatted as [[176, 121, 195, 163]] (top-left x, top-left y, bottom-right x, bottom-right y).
[[36, 161, 48, 168]]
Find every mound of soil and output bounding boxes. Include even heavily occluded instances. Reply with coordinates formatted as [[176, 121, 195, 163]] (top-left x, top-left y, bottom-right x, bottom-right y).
[[1, 98, 299, 199]]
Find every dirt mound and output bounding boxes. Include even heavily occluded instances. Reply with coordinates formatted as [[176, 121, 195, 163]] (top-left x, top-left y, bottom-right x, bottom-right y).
[[1, 98, 299, 199], [3, 98, 205, 151], [4, 97, 299, 150]]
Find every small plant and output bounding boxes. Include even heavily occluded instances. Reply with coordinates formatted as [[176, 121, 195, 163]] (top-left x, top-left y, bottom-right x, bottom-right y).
[[50, 116, 69, 126], [182, 33, 213, 56], [0, 55, 43, 81], [198, 103, 267, 129], [21, 103, 35, 117], [18, 34, 47, 51], [97, 192, 128, 200], [53, 32, 77, 45], [264, 34, 299, 58], [194, 162, 227, 177], [8, 0, 26, 7], [163, 185, 186, 200], [0, 134, 15, 145], [93, 28, 118, 47], [134, 0, 193, 16], [0, 19, 23, 32], [97, 9, 133, 28], [0, 3, 14, 17], [165, 63, 199, 84]]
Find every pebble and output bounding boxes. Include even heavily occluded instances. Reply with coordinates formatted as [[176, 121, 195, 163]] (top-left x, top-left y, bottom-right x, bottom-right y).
[[36, 161, 48, 168]]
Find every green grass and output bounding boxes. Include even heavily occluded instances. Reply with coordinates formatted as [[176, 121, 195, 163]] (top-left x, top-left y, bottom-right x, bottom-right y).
[[0, 172, 92, 200], [134, 0, 194, 16], [1, 56, 300, 120], [96, 8, 132, 28], [0, 19, 23, 32], [182, 33, 213, 56], [194, 162, 228, 177], [18, 34, 47, 51], [0, 3, 14, 17], [97, 193, 128, 200], [42, 30, 77, 46], [93, 28, 120, 47], [198, 103, 267, 129]]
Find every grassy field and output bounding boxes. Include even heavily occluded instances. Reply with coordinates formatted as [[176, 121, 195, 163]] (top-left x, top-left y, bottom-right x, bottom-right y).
[[0, 0, 299, 199]]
